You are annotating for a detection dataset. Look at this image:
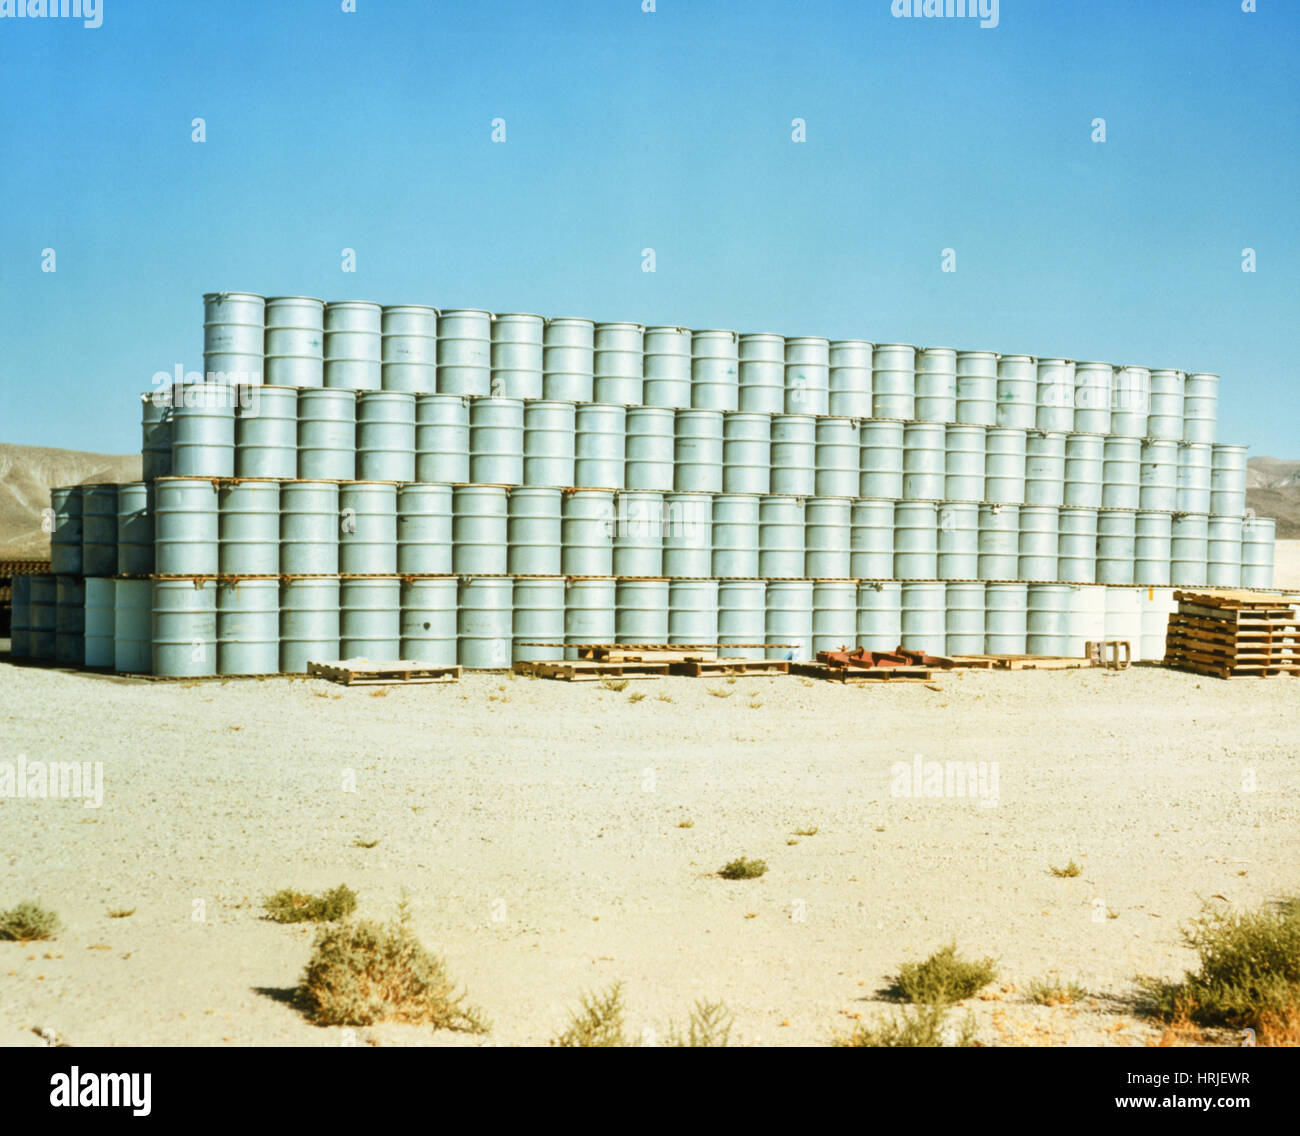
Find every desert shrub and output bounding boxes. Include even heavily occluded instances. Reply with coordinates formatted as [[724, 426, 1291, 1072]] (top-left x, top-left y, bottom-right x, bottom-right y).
[[1027, 977, 1087, 1006], [665, 1000, 733, 1047], [551, 983, 628, 1047], [0, 901, 61, 942], [1050, 860, 1083, 878], [835, 1005, 978, 1047], [889, 942, 997, 1005], [263, 884, 358, 924], [718, 857, 768, 880]]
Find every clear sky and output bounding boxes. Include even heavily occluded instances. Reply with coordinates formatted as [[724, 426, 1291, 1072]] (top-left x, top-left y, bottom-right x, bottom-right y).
[[1, 0, 1296, 456]]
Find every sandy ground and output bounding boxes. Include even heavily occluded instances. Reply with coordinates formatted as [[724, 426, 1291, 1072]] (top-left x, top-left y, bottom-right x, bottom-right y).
[[0, 655, 1296, 1048], [1273, 540, 1300, 590]]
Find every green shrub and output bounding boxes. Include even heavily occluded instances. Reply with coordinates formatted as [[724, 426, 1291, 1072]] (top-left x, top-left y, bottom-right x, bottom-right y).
[[889, 942, 997, 1005], [1027, 977, 1088, 1006], [264, 885, 358, 924], [551, 982, 628, 1047], [835, 1005, 978, 1047], [666, 1000, 733, 1047], [718, 857, 767, 880], [0, 901, 61, 942]]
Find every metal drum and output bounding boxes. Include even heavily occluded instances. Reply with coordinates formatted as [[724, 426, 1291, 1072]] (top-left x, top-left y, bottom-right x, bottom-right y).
[[668, 578, 719, 647], [172, 382, 236, 477], [1026, 583, 1071, 656], [381, 304, 438, 394], [217, 579, 280, 675], [812, 580, 857, 655], [469, 396, 524, 486], [615, 578, 668, 646], [955, 350, 998, 426], [142, 391, 174, 480], [561, 489, 615, 577], [1138, 588, 1177, 662], [1058, 507, 1098, 583], [804, 497, 851, 580], [1134, 512, 1172, 587], [816, 418, 861, 498], [1025, 432, 1066, 507], [236, 385, 298, 478], [663, 492, 712, 578], [860, 420, 904, 499], [871, 343, 915, 420], [265, 296, 324, 389], [1139, 440, 1178, 512], [828, 340, 872, 418], [945, 424, 985, 502], [1111, 365, 1150, 438], [218, 481, 280, 576], [1182, 373, 1219, 444], [9, 575, 31, 659], [459, 576, 514, 668], [1206, 515, 1243, 588], [915, 347, 957, 423], [297, 388, 357, 481], [401, 576, 459, 665], [1147, 369, 1184, 440], [356, 392, 417, 482], [564, 577, 614, 659], [765, 580, 814, 661], [613, 491, 665, 577], [902, 422, 945, 500], [1095, 510, 1137, 585], [1065, 584, 1107, 658], [81, 484, 118, 578], [83, 577, 115, 668], [945, 581, 986, 656], [1101, 437, 1141, 509], [340, 577, 401, 659], [415, 393, 470, 484], [1018, 505, 1059, 582], [1170, 513, 1209, 587], [977, 503, 1020, 580], [510, 576, 565, 663], [770, 414, 816, 497], [280, 481, 340, 575], [722, 412, 771, 495], [717, 579, 766, 659], [1210, 444, 1248, 516], [937, 503, 979, 579], [894, 501, 938, 580], [339, 482, 397, 575], [452, 485, 508, 575], [984, 582, 1027, 654], [280, 577, 340, 673], [28, 576, 57, 660], [642, 326, 692, 409], [711, 494, 759, 578], [984, 428, 1027, 505], [203, 291, 264, 382], [1104, 587, 1143, 653], [593, 322, 644, 406], [323, 300, 382, 391], [397, 484, 453, 575], [850, 499, 896, 579], [784, 336, 829, 416], [1063, 434, 1104, 508], [523, 400, 576, 488], [901, 582, 946, 656], [155, 478, 219, 576], [1073, 363, 1112, 434], [575, 403, 626, 489], [507, 487, 563, 576], [152, 579, 217, 677], [436, 309, 492, 396], [737, 332, 786, 414], [857, 580, 902, 652], [491, 313, 545, 400], [758, 496, 805, 578], [625, 407, 676, 491], [996, 354, 1037, 429], [113, 578, 153, 673], [1241, 516, 1276, 589], [1035, 358, 1075, 433], [1177, 442, 1212, 514], [673, 409, 722, 493], [543, 317, 595, 402], [692, 330, 740, 411]]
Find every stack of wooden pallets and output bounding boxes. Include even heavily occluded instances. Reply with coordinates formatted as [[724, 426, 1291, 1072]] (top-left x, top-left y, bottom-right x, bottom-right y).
[[1165, 590, 1300, 679]]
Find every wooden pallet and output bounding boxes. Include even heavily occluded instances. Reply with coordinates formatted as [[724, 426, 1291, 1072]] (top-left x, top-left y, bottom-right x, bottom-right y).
[[669, 659, 790, 677], [791, 662, 933, 684], [971, 654, 1095, 671], [306, 659, 462, 685], [1173, 589, 1299, 610], [1163, 656, 1300, 680], [512, 660, 667, 681]]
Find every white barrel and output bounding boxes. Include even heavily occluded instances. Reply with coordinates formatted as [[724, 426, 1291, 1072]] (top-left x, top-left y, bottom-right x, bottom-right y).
[[804, 497, 851, 579], [543, 317, 595, 402], [812, 580, 857, 655], [850, 499, 895, 579], [902, 422, 946, 500], [1176, 442, 1212, 514], [1206, 515, 1243, 588], [1096, 510, 1136, 585], [955, 350, 998, 426], [83, 577, 115, 668], [815, 418, 861, 498], [452, 485, 508, 575], [1138, 587, 1176, 662], [561, 489, 615, 576], [1170, 513, 1209, 587], [692, 329, 740, 411], [996, 354, 1037, 429], [1104, 587, 1143, 652], [784, 336, 830, 416], [722, 412, 771, 495], [770, 414, 816, 496], [977, 503, 1020, 579], [1064, 584, 1107, 658], [984, 582, 1027, 654], [758, 496, 805, 578], [235, 385, 298, 478], [1026, 583, 1071, 656], [264, 296, 324, 389], [1210, 444, 1248, 516], [894, 500, 938, 580], [219, 481, 280, 576], [642, 326, 692, 409], [356, 391, 416, 482], [323, 300, 382, 391], [857, 580, 902, 651], [280, 481, 340, 575], [945, 581, 986, 655], [1025, 431, 1066, 507], [113, 578, 152, 673], [944, 424, 985, 503], [575, 403, 626, 489], [1183, 373, 1219, 444], [507, 487, 563, 576], [141, 391, 174, 480], [901, 582, 946, 656], [717, 579, 766, 659], [459, 576, 514, 667], [860, 420, 904, 499], [339, 482, 397, 575], [1139, 439, 1179, 512], [523, 400, 576, 488], [1241, 516, 1275, 589], [155, 478, 219, 576], [1134, 509, 1173, 586], [673, 408, 722, 492], [381, 304, 438, 394], [937, 502, 979, 579], [737, 332, 785, 414], [415, 393, 470, 484], [593, 321, 644, 406], [615, 578, 668, 646], [297, 388, 357, 481], [712, 494, 760, 578], [668, 578, 719, 646], [625, 407, 676, 491], [491, 313, 544, 400], [1111, 365, 1150, 438], [152, 578, 217, 677], [217, 578, 280, 675], [613, 491, 665, 577], [1018, 505, 1059, 582], [828, 340, 873, 418], [662, 492, 713, 578], [1101, 437, 1141, 509], [1063, 433, 1104, 508], [339, 577, 401, 659], [984, 428, 1027, 505], [469, 396, 524, 486], [1073, 362, 1112, 434], [280, 577, 340, 673], [765, 580, 814, 661], [81, 484, 118, 578], [1147, 369, 1184, 440], [564, 577, 614, 659], [203, 291, 264, 382], [402, 576, 459, 665], [511, 577, 565, 663], [871, 343, 915, 420], [1035, 358, 1075, 433], [1058, 507, 1098, 583], [437, 309, 492, 396], [915, 347, 957, 423], [172, 382, 236, 477]]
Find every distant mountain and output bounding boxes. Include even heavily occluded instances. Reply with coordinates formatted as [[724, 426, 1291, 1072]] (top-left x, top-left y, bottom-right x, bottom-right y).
[[1246, 457, 1300, 490]]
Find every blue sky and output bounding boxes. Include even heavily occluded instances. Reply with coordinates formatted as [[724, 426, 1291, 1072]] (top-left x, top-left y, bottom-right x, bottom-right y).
[[1, 0, 1296, 456]]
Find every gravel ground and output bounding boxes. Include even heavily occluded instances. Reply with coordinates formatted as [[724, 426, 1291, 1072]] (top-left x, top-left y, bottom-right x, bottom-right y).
[[1, 654, 1296, 1047]]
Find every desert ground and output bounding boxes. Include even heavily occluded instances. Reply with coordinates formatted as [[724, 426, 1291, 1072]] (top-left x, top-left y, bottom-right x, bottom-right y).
[[1, 655, 1296, 1047]]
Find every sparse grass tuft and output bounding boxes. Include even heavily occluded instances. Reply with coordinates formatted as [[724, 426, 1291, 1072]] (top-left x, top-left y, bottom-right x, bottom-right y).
[[666, 1000, 733, 1047], [749, 700, 762, 709], [107, 907, 136, 919], [656, 693, 674, 703], [718, 857, 767, 880], [1050, 860, 1083, 878], [1027, 977, 1088, 1007], [677, 818, 694, 829], [793, 826, 819, 837], [834, 1004, 978, 1047], [628, 691, 646, 703], [551, 982, 627, 1047], [263, 885, 359, 925], [707, 688, 733, 699], [600, 678, 629, 692], [0, 901, 62, 942], [888, 942, 997, 1005], [352, 837, 380, 849]]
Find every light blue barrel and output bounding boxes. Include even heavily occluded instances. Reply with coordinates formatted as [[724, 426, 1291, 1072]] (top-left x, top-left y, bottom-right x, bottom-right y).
[[1058, 507, 1098, 583], [28, 576, 57, 660], [642, 326, 692, 409], [575, 403, 626, 489], [812, 580, 857, 654], [1139, 440, 1178, 512], [984, 582, 1028, 654], [218, 481, 280, 575], [217, 579, 280, 675], [783, 336, 829, 416], [172, 382, 236, 476], [452, 485, 508, 575], [663, 492, 712, 578], [357, 391, 417, 482], [814, 418, 860, 498], [1109, 587, 1143, 657], [1026, 583, 1071, 656], [1096, 510, 1137, 585], [945, 424, 985, 502], [857, 580, 902, 651], [380, 304, 438, 394], [1101, 437, 1141, 509], [510, 576, 565, 662], [901, 582, 946, 655], [1206, 515, 1243, 588], [915, 347, 957, 423], [523, 400, 576, 488], [9, 575, 31, 658], [984, 428, 1027, 505], [1111, 366, 1150, 438], [736, 332, 785, 413], [155, 478, 219, 575], [491, 313, 544, 400], [1147, 369, 1184, 440], [1063, 434, 1104, 508], [850, 499, 895, 579], [507, 487, 563, 576], [766, 580, 814, 661], [612, 490, 665, 577], [902, 422, 945, 500], [203, 292, 264, 382], [469, 396, 524, 486], [829, 340, 873, 418], [235, 385, 298, 478], [945, 581, 986, 655], [717, 579, 766, 659], [593, 322, 644, 406], [1182, 373, 1219, 444], [804, 497, 852, 579], [1210, 444, 1248, 516], [712, 494, 760, 578], [112, 579, 152, 673], [543, 317, 595, 402], [1139, 588, 1176, 662], [770, 413, 816, 496], [872, 343, 915, 420], [400, 576, 458, 665], [759, 496, 805, 578], [1073, 362, 1112, 434], [937, 502, 979, 579], [669, 408, 722, 493], [457, 576, 514, 667], [141, 392, 174, 480], [297, 388, 357, 480], [1018, 505, 1059, 581], [624, 407, 676, 491], [83, 577, 115, 668], [860, 420, 904, 499], [152, 578, 217, 677], [955, 350, 998, 426], [340, 577, 401, 659], [1177, 442, 1212, 514], [81, 484, 119, 577], [722, 412, 771, 494], [280, 481, 340, 575], [280, 577, 340, 673], [265, 296, 324, 389], [340, 482, 397, 575], [561, 489, 615, 576], [977, 503, 1020, 579], [1241, 516, 1276, 589], [564, 577, 614, 658], [1065, 584, 1108, 658], [894, 501, 938, 579], [616, 578, 669, 645], [415, 393, 470, 484], [323, 300, 382, 391], [436, 309, 492, 396], [1025, 432, 1066, 506], [691, 330, 740, 411], [397, 483, 453, 575], [669, 578, 719, 646], [1134, 511, 1172, 587], [996, 354, 1037, 429], [1170, 513, 1209, 587], [1035, 358, 1075, 432]]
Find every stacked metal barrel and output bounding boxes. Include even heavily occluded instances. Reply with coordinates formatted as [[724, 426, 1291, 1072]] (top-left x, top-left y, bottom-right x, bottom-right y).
[[7, 292, 1278, 675]]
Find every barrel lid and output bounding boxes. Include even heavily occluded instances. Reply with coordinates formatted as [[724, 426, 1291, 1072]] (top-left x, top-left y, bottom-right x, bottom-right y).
[[265, 295, 326, 305], [203, 291, 265, 302]]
